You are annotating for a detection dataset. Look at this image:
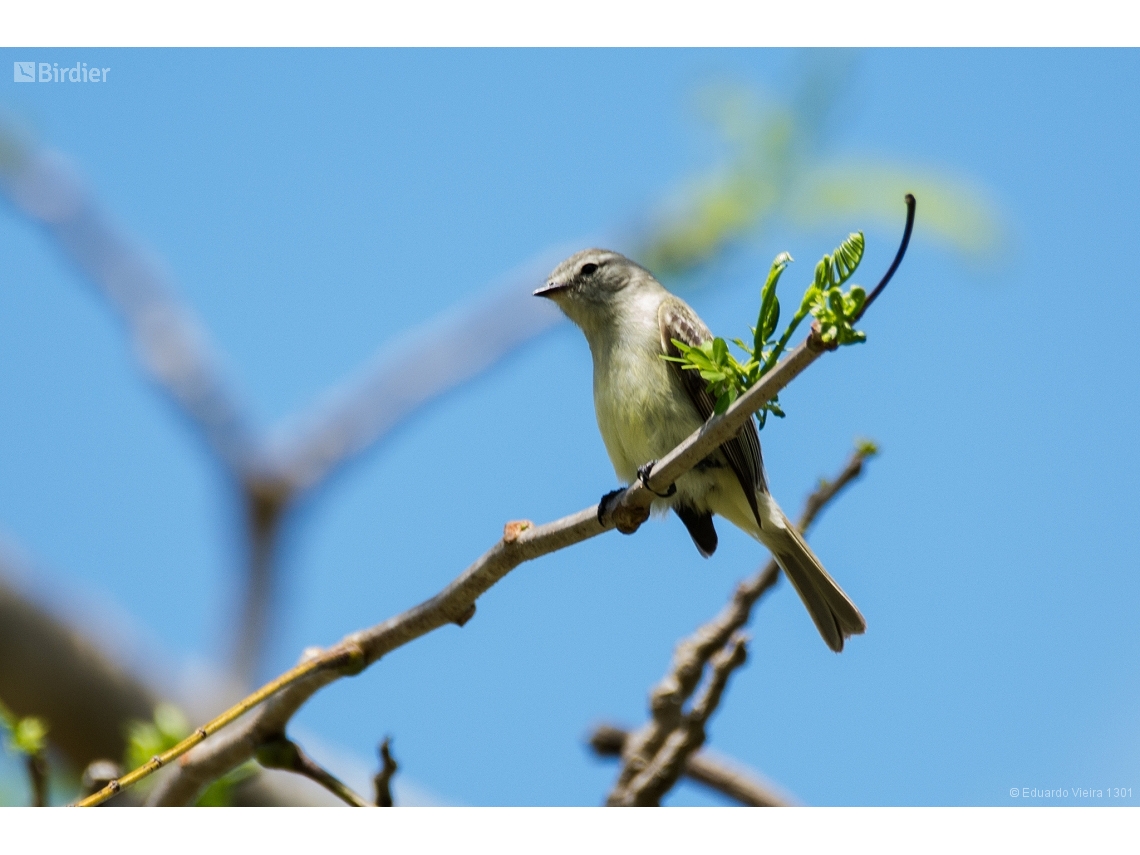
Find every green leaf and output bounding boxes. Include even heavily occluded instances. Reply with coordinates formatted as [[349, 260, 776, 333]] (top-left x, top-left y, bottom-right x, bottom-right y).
[[11, 716, 47, 756], [154, 703, 189, 743], [713, 386, 737, 415], [0, 698, 49, 758], [756, 251, 792, 353], [196, 761, 258, 807], [124, 703, 190, 778], [657, 227, 869, 433], [711, 337, 729, 364]]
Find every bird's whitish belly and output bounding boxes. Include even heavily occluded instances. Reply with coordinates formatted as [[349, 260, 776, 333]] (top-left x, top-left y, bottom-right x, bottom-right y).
[[592, 335, 704, 486]]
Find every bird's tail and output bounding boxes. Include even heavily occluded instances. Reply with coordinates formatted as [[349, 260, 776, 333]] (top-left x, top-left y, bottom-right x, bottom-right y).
[[762, 511, 866, 652]]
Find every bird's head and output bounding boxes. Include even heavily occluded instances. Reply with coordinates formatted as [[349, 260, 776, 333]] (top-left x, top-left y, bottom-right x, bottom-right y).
[[534, 248, 657, 333]]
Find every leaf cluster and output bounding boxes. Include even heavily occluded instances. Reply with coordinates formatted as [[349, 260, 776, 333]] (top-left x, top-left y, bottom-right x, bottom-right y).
[[802, 232, 867, 346], [663, 232, 868, 428]]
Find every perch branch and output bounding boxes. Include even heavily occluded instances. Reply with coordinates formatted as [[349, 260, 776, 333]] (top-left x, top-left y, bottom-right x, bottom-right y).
[[79, 194, 909, 807], [79, 321, 833, 807], [90, 328, 863, 806]]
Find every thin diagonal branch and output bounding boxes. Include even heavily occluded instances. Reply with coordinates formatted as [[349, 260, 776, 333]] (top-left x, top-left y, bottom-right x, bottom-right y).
[[1, 119, 579, 683], [81, 323, 833, 806], [87, 335, 866, 805]]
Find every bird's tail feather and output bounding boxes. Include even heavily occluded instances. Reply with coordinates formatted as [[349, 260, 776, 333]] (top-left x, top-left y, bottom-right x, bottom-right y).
[[766, 513, 866, 652]]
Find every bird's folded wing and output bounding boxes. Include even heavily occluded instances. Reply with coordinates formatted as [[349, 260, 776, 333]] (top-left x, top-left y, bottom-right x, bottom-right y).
[[658, 297, 768, 527]]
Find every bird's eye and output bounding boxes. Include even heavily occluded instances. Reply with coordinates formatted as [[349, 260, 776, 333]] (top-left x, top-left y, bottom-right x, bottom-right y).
[[579, 262, 598, 276]]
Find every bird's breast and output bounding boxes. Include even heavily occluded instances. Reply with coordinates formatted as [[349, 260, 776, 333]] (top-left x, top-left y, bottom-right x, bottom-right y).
[[591, 324, 703, 485]]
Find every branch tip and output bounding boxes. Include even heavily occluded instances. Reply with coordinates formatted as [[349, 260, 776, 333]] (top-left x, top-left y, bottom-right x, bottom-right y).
[[374, 737, 398, 807], [855, 193, 915, 321]]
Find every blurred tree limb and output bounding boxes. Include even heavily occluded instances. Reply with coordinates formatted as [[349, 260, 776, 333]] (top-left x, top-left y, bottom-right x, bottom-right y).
[[0, 116, 566, 685], [0, 552, 341, 806], [0, 53, 996, 690]]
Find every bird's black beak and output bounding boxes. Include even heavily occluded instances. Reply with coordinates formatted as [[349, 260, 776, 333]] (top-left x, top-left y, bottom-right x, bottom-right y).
[[533, 280, 570, 298]]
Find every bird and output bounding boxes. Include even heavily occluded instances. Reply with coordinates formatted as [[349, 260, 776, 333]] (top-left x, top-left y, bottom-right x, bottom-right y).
[[534, 248, 865, 652]]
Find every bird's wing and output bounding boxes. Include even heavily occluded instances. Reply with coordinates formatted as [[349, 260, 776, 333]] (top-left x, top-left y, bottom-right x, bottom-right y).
[[658, 297, 768, 529]]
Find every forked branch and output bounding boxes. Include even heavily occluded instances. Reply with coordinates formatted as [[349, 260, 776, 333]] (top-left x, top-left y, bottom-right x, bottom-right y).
[[604, 442, 877, 806]]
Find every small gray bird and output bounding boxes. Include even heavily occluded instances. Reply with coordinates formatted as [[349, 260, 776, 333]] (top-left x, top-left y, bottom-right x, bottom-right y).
[[535, 248, 866, 652]]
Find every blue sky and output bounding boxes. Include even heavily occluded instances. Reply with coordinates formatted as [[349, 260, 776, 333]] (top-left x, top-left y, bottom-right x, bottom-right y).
[[1, 49, 1139, 806]]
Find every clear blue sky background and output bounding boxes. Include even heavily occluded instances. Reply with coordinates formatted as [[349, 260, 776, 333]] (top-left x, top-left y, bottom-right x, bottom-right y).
[[2, 49, 1139, 806]]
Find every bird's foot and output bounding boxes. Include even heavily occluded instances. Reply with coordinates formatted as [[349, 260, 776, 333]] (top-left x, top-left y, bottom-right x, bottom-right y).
[[637, 460, 676, 498], [598, 487, 650, 535], [597, 489, 624, 526]]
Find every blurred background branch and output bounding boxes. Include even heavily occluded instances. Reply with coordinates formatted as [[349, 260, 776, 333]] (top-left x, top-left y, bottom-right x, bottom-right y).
[[0, 544, 341, 806]]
